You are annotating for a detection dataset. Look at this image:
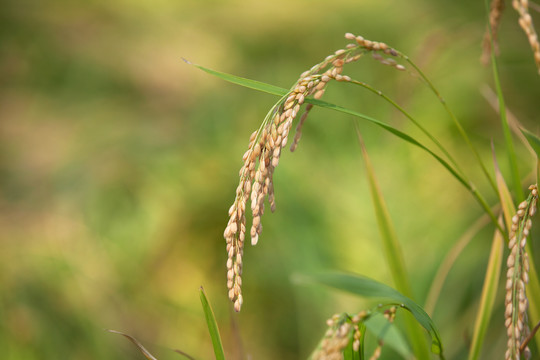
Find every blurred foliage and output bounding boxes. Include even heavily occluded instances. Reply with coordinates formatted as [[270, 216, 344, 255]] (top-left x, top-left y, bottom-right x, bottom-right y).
[[1, 0, 539, 359]]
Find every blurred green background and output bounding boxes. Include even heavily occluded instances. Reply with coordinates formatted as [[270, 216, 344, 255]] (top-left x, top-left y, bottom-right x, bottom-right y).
[[1, 0, 539, 359]]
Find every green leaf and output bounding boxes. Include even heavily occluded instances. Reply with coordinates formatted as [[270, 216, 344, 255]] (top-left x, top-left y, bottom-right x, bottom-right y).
[[343, 330, 357, 360], [107, 329, 159, 360], [482, 0, 523, 202], [357, 131, 411, 297], [521, 127, 540, 158], [493, 146, 516, 232], [200, 287, 226, 360], [424, 215, 491, 315], [357, 131, 430, 359], [306, 98, 468, 189], [184, 59, 287, 96], [467, 226, 504, 360], [189, 62, 500, 229], [364, 313, 412, 359], [294, 272, 445, 359], [186, 61, 469, 190]]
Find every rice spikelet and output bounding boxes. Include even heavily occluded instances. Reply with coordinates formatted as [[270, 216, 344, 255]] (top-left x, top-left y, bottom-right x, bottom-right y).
[[512, 0, 540, 74], [482, 0, 506, 65], [312, 308, 396, 360], [505, 184, 538, 360], [313, 312, 366, 360], [224, 33, 405, 311]]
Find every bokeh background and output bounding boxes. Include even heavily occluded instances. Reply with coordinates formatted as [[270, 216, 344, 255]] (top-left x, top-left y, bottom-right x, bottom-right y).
[[1, 0, 539, 359]]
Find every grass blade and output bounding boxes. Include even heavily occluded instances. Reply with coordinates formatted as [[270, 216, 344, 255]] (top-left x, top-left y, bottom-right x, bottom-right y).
[[107, 329, 159, 360], [349, 79, 467, 180], [404, 57, 498, 194], [183, 59, 287, 96], [294, 272, 445, 359], [424, 214, 491, 315], [356, 129, 411, 297], [364, 313, 413, 359], [187, 62, 474, 191], [467, 223, 504, 360], [494, 144, 516, 232], [521, 127, 540, 183], [521, 128, 540, 157], [494, 140, 540, 351], [200, 287, 226, 360], [189, 62, 501, 231], [356, 128, 430, 359], [482, 0, 524, 202], [307, 97, 468, 187]]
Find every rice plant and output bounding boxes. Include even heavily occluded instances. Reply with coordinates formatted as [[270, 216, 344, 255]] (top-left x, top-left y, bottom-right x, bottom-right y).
[[183, 1, 540, 359]]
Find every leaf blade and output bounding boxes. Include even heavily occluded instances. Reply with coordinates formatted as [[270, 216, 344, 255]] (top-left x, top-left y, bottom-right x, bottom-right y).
[[295, 272, 445, 358], [200, 287, 226, 360], [184, 60, 288, 96], [467, 225, 504, 360], [107, 329, 159, 360]]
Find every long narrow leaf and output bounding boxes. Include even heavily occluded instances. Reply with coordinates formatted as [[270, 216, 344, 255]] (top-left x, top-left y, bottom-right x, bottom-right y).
[[357, 130, 411, 297], [306, 97, 468, 188], [364, 313, 413, 359], [200, 287, 226, 360], [424, 215, 491, 315], [494, 140, 540, 350], [494, 145, 516, 232], [188, 62, 501, 231], [483, 0, 523, 202], [107, 329, 159, 360], [521, 127, 540, 184], [467, 224, 504, 360], [185, 61, 468, 189], [356, 130, 430, 359], [521, 128, 540, 157], [294, 272, 445, 359], [184, 59, 287, 96]]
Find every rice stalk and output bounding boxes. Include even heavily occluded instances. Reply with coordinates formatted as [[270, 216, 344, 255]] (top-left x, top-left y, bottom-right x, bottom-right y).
[[512, 0, 540, 73], [223, 34, 408, 312], [482, 0, 506, 65], [505, 184, 538, 360]]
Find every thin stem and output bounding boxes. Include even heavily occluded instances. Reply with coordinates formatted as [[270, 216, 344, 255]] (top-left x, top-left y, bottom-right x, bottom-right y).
[[349, 80, 467, 180], [348, 79, 503, 233], [489, 46, 524, 202], [520, 320, 540, 353], [404, 57, 499, 195]]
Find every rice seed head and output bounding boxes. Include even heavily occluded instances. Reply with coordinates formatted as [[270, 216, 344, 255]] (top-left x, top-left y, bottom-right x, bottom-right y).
[[504, 184, 538, 359], [224, 32, 407, 311], [481, 0, 505, 65], [313, 312, 370, 360], [512, 0, 540, 74]]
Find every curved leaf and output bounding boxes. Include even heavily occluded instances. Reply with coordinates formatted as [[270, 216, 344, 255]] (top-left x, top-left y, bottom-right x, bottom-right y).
[[364, 313, 412, 359], [521, 127, 540, 158], [200, 287, 226, 360], [107, 329, 158, 360], [294, 272, 445, 359], [186, 61, 468, 189]]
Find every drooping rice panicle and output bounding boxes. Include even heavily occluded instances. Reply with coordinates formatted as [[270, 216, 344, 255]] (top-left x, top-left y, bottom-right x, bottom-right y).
[[512, 0, 540, 73], [505, 184, 538, 360], [224, 33, 407, 311]]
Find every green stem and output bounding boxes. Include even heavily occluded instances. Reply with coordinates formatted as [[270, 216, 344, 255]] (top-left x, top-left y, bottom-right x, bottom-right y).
[[404, 58, 499, 195], [349, 80, 467, 181], [348, 79, 503, 233], [489, 49, 524, 202]]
